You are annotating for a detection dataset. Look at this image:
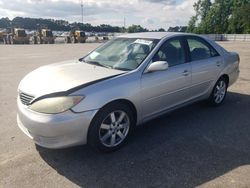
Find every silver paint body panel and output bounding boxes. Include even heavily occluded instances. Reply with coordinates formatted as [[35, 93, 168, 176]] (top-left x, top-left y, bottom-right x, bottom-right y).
[[17, 32, 239, 148]]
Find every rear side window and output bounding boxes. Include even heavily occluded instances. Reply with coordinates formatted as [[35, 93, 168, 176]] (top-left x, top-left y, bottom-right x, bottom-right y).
[[153, 38, 185, 67], [187, 37, 219, 61]]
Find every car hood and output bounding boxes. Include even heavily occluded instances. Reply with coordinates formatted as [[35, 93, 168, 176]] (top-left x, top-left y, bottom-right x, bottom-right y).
[[18, 60, 125, 97]]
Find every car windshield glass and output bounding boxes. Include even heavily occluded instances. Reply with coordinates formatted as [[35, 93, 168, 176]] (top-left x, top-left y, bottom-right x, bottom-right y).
[[80, 31, 85, 37], [46, 31, 53, 37], [82, 38, 159, 70], [17, 30, 26, 37]]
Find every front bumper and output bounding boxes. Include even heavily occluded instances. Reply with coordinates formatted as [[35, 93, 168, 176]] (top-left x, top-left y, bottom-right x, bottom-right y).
[[17, 97, 98, 149]]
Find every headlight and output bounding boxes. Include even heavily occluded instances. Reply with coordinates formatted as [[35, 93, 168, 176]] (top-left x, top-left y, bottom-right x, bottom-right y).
[[29, 96, 84, 114]]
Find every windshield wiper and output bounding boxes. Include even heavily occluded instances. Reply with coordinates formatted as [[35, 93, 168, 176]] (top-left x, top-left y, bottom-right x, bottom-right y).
[[82, 59, 112, 69], [113, 67, 131, 71]]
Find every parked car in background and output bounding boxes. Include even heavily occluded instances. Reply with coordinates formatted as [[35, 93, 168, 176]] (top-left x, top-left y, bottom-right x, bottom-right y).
[[17, 32, 239, 151]]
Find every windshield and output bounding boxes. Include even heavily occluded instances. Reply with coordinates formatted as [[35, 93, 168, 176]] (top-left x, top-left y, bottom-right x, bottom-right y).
[[80, 31, 85, 37], [46, 31, 53, 37], [82, 38, 159, 70], [17, 30, 26, 37]]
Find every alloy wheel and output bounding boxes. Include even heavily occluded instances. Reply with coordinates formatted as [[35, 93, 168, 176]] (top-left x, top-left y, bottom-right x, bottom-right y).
[[99, 110, 130, 147], [214, 80, 226, 104]]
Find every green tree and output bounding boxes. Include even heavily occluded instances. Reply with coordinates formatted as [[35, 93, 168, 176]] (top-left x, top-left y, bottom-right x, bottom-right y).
[[187, 16, 198, 33], [0, 17, 11, 28], [212, 0, 233, 34], [228, 0, 250, 33], [187, 0, 212, 33], [188, 0, 250, 34], [241, 4, 250, 33], [194, 0, 212, 20], [158, 28, 165, 32], [127, 25, 148, 33], [0, 16, 129, 32]]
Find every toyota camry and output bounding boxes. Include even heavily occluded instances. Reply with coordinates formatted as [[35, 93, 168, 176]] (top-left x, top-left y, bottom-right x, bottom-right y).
[[17, 32, 239, 151]]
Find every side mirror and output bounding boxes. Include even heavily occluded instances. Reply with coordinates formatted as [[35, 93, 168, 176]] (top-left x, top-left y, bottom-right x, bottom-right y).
[[145, 61, 169, 73]]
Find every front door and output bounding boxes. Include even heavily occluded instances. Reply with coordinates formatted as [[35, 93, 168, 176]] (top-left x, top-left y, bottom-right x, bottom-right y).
[[141, 37, 192, 120]]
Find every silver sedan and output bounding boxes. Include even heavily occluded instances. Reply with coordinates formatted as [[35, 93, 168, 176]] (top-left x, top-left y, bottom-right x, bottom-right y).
[[17, 32, 239, 151]]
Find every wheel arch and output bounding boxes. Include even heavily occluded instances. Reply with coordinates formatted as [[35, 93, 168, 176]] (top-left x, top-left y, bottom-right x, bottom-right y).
[[99, 99, 138, 124], [220, 74, 229, 85]]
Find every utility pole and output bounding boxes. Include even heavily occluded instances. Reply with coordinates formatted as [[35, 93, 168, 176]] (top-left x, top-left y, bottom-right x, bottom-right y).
[[123, 17, 126, 29], [80, 0, 83, 24]]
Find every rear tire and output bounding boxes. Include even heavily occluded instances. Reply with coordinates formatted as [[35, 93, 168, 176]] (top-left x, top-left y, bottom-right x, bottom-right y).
[[38, 37, 43, 44], [33, 36, 38, 44], [65, 36, 71, 43], [10, 36, 14, 44], [208, 77, 228, 106], [88, 102, 135, 152], [3, 37, 8, 44], [7, 36, 11, 44]]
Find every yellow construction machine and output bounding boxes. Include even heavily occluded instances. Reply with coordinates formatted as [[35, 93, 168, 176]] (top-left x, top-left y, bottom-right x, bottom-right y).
[[65, 30, 87, 43], [4, 28, 30, 44], [33, 29, 55, 44]]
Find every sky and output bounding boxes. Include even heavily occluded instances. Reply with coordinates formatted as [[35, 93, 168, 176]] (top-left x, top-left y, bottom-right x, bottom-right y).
[[0, 0, 197, 30]]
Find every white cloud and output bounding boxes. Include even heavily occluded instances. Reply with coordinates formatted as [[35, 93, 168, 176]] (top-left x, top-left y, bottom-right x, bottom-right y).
[[143, 18, 154, 25], [0, 0, 197, 29]]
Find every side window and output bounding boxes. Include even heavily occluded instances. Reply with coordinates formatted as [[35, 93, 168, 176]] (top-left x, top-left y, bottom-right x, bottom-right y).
[[153, 39, 185, 67], [187, 38, 219, 61]]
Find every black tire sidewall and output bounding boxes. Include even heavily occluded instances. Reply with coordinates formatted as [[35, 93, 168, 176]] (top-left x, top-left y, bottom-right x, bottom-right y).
[[88, 102, 135, 152]]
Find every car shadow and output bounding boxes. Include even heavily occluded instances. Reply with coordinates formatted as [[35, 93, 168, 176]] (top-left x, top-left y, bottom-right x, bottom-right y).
[[36, 91, 250, 188]]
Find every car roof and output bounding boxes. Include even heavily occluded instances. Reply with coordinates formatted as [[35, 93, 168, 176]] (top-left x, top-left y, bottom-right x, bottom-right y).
[[117, 32, 190, 39]]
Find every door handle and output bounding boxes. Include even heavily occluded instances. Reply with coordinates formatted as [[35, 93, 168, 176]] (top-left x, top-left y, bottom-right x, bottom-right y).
[[216, 61, 221, 67], [182, 70, 189, 76]]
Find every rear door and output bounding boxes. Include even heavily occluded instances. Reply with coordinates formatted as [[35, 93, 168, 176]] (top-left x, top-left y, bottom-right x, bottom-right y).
[[186, 36, 223, 98], [141, 37, 192, 119]]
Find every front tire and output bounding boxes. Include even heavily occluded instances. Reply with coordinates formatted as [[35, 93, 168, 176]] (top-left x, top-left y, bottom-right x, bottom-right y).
[[71, 37, 76, 43], [10, 36, 14, 44], [209, 77, 228, 106], [88, 102, 135, 152]]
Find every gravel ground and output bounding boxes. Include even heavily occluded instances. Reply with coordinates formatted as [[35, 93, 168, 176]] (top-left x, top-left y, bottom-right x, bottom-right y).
[[0, 41, 250, 188]]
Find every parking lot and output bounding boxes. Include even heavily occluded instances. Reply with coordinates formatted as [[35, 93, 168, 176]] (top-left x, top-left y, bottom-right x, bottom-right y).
[[0, 41, 250, 188]]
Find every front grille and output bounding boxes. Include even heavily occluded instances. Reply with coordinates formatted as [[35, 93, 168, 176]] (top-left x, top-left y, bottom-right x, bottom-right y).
[[19, 92, 35, 105]]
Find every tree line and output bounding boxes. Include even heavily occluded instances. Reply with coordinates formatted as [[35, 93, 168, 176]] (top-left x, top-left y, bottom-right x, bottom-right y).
[[0, 17, 187, 33], [0, 17, 122, 32], [187, 0, 250, 34], [0, 17, 160, 33]]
